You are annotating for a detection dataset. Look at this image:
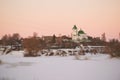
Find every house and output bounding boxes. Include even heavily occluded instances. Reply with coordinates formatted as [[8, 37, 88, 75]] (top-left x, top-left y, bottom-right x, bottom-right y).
[[42, 36, 53, 43]]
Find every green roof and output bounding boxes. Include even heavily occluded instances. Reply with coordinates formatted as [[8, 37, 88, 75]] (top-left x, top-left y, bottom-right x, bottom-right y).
[[72, 25, 77, 30], [78, 29, 85, 35]]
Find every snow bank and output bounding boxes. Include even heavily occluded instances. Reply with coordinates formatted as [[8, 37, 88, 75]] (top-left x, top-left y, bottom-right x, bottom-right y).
[[74, 53, 111, 60], [8, 51, 24, 57], [0, 52, 120, 80]]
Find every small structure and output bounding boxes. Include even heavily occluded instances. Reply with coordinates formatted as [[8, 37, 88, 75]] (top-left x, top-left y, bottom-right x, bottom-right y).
[[71, 25, 88, 42]]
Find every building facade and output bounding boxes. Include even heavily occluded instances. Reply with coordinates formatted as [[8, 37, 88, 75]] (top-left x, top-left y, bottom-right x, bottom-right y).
[[72, 25, 88, 42]]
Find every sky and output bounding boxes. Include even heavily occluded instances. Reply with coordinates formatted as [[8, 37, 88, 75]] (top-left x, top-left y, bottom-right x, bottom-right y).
[[0, 0, 120, 40]]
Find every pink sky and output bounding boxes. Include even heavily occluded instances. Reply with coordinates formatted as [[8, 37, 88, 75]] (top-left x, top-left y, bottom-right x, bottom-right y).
[[0, 0, 120, 40]]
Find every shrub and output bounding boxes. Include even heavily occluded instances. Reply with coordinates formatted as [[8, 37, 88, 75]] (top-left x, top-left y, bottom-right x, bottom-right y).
[[23, 37, 44, 57], [107, 39, 120, 57]]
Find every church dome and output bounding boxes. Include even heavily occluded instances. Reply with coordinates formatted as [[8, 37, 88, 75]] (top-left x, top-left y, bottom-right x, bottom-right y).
[[72, 25, 77, 30], [78, 29, 85, 35]]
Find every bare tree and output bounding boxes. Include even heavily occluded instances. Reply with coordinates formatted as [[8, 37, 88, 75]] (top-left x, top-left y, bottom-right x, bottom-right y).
[[1, 34, 9, 46], [101, 33, 106, 42], [23, 33, 44, 57]]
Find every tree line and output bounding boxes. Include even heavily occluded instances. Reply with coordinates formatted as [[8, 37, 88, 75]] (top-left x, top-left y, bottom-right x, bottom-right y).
[[0, 33, 120, 57]]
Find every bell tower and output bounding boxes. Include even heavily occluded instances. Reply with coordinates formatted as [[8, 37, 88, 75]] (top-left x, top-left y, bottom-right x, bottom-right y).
[[72, 25, 78, 41]]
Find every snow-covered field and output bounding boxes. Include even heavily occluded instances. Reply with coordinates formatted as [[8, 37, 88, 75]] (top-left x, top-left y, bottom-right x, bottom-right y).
[[0, 51, 120, 80]]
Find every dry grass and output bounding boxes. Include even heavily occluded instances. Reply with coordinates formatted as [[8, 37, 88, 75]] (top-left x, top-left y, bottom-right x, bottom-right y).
[[0, 59, 2, 64], [74, 54, 80, 60], [74, 54, 90, 60]]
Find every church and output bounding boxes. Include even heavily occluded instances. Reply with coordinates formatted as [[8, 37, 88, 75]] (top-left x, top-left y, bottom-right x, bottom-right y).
[[71, 25, 88, 42]]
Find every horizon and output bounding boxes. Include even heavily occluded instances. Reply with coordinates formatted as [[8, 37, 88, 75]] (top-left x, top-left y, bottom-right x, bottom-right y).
[[0, 0, 120, 40]]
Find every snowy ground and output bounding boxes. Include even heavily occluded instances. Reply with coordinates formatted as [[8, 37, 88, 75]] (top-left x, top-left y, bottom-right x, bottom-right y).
[[0, 51, 120, 80]]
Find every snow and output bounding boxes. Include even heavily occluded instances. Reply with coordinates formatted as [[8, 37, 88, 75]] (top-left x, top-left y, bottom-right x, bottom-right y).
[[0, 51, 120, 80]]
